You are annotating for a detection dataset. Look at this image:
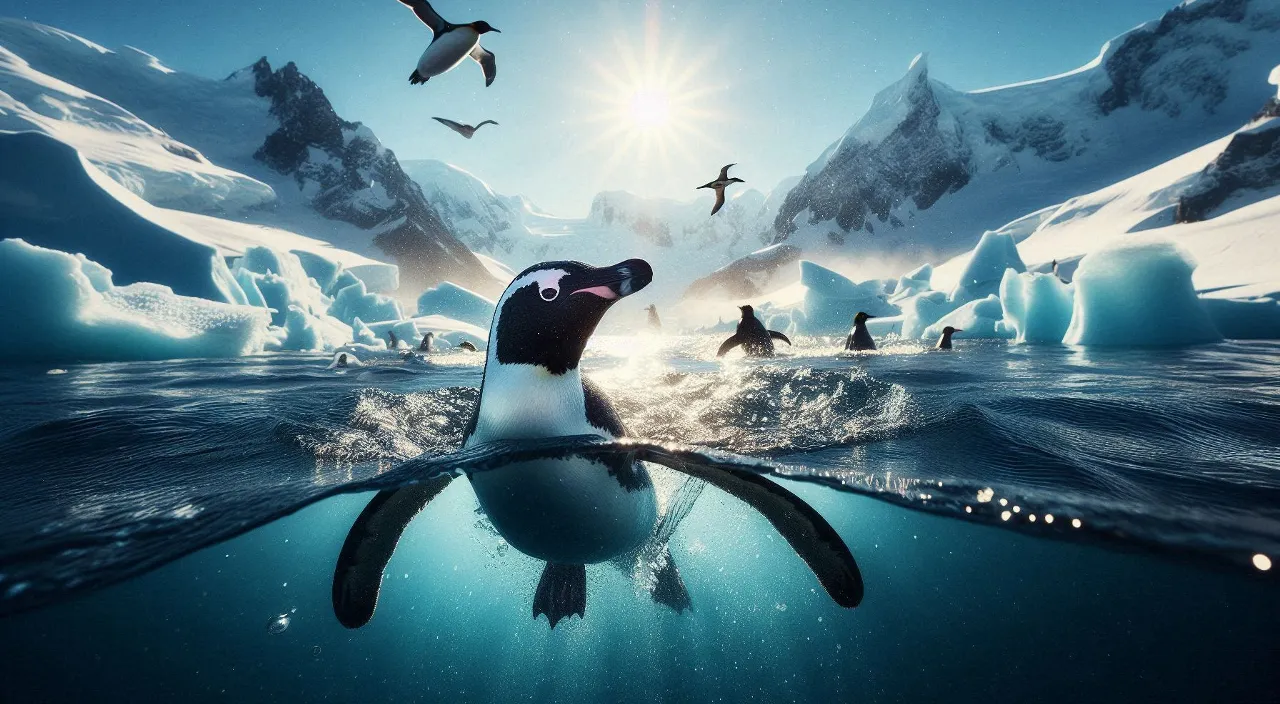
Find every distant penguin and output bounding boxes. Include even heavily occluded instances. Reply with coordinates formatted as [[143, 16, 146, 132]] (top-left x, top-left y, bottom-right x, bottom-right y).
[[333, 260, 863, 631], [433, 117, 498, 139], [336, 353, 349, 368], [845, 312, 877, 351], [697, 164, 745, 216], [396, 0, 499, 86], [458, 340, 478, 352], [717, 305, 791, 358], [935, 326, 962, 350], [646, 304, 662, 331], [419, 331, 434, 352], [387, 330, 399, 350]]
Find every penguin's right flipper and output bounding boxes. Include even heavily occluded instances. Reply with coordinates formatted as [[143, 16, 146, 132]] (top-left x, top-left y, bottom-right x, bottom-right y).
[[716, 334, 744, 357], [668, 463, 863, 608], [332, 476, 453, 629], [650, 546, 693, 614], [469, 45, 497, 87], [533, 562, 586, 628], [769, 330, 792, 346], [396, 0, 446, 33]]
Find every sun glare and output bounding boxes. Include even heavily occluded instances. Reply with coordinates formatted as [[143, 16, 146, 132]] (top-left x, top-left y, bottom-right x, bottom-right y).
[[571, 2, 728, 178]]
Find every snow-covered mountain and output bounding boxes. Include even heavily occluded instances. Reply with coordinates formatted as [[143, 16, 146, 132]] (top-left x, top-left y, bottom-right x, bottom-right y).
[[771, 0, 1280, 273], [402, 158, 794, 302], [0, 19, 498, 298]]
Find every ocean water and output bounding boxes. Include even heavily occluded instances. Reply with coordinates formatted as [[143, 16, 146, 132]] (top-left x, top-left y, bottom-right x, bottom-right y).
[[0, 336, 1277, 703]]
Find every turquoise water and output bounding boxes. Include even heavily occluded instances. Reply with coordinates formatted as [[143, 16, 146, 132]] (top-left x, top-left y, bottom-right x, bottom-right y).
[[0, 337, 1277, 702]]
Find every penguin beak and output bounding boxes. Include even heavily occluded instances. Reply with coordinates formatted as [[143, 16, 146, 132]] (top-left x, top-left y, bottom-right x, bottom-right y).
[[568, 259, 653, 301], [953, 329, 963, 334], [866, 314, 877, 319]]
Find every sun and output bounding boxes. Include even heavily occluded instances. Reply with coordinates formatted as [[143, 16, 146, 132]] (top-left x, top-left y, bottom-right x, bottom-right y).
[[629, 89, 671, 130], [570, 2, 729, 176]]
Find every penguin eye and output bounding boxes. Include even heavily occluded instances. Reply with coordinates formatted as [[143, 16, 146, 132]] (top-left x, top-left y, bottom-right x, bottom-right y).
[[540, 286, 559, 301]]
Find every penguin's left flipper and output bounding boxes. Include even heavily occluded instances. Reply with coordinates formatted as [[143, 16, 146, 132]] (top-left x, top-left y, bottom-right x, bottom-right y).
[[768, 330, 792, 346], [716, 334, 744, 357], [668, 463, 863, 608], [650, 545, 693, 614], [533, 562, 586, 628], [469, 45, 497, 87], [332, 476, 453, 629]]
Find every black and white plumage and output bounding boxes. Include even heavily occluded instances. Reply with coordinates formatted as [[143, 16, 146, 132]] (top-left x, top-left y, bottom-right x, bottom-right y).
[[432, 117, 498, 139], [935, 326, 962, 350], [697, 163, 745, 216], [845, 311, 877, 351], [396, 0, 499, 87], [718, 304, 791, 358], [332, 261, 862, 631]]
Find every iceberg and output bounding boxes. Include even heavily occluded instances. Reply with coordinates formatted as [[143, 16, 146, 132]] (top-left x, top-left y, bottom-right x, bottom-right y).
[[797, 261, 899, 334], [950, 231, 1026, 303], [1200, 297, 1280, 341], [0, 238, 269, 362], [999, 270, 1075, 344], [1063, 242, 1221, 347], [329, 280, 402, 328], [899, 291, 957, 340], [416, 282, 497, 329]]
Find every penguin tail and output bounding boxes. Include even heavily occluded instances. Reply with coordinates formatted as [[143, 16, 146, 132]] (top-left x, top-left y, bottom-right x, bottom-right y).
[[408, 70, 429, 85], [533, 562, 586, 628]]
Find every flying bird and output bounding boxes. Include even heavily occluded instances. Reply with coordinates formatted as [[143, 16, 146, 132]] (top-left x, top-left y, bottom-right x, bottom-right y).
[[697, 163, 745, 216], [432, 117, 499, 139], [396, 0, 499, 87]]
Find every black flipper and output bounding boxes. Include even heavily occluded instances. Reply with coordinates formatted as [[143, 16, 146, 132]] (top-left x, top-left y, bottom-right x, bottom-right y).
[[409, 70, 429, 85], [717, 334, 744, 357], [533, 562, 586, 628], [650, 546, 692, 614], [332, 476, 453, 628], [469, 45, 497, 87], [396, 0, 447, 34], [769, 330, 792, 346], [668, 464, 863, 607]]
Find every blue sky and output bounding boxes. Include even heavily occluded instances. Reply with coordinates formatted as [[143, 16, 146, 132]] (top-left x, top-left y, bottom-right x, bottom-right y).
[[3, 0, 1180, 215]]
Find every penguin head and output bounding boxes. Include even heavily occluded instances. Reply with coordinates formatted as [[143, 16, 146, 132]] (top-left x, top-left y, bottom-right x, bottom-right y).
[[854, 311, 876, 325], [491, 259, 653, 375], [470, 21, 500, 34], [739, 305, 755, 318], [942, 326, 962, 336]]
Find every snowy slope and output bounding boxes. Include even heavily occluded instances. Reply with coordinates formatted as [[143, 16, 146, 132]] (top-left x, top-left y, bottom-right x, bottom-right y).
[[774, 0, 1280, 272], [0, 19, 496, 299], [402, 158, 792, 302]]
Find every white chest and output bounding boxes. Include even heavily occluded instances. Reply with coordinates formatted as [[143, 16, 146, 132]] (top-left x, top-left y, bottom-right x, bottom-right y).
[[466, 365, 603, 446], [417, 28, 479, 77]]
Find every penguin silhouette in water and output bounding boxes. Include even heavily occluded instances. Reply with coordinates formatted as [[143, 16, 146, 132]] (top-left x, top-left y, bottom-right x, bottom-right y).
[[645, 304, 662, 331], [387, 329, 400, 350], [717, 305, 791, 358], [935, 326, 962, 350], [419, 332, 434, 352], [332, 260, 862, 630], [845, 312, 877, 351], [335, 353, 349, 368], [457, 340, 478, 352]]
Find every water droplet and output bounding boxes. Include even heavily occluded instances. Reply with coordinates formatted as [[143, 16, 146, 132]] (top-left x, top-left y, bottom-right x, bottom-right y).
[[999, 498, 1008, 507], [1001, 511, 1011, 522], [1044, 514, 1054, 524], [1071, 518, 1082, 529], [312, 645, 322, 657], [266, 612, 291, 635], [1253, 554, 1272, 571]]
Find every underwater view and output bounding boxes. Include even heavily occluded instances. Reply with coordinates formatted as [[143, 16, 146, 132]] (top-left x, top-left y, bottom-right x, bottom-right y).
[[2, 0, 1279, 701]]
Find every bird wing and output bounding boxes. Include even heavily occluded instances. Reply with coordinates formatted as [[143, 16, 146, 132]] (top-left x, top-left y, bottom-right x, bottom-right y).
[[718, 163, 735, 181], [716, 333, 744, 357], [665, 462, 863, 608], [396, 0, 447, 34], [710, 187, 727, 216], [768, 330, 792, 346], [432, 116, 470, 136], [469, 44, 497, 87], [475, 120, 499, 130], [332, 476, 454, 628]]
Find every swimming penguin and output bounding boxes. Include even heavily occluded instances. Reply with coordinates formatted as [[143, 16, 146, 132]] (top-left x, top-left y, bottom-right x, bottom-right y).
[[333, 260, 862, 630], [419, 331, 434, 352], [433, 117, 498, 139], [458, 340, 478, 352], [396, 0, 499, 86], [717, 305, 791, 358], [645, 304, 662, 331], [387, 329, 400, 350], [697, 164, 745, 216], [845, 312, 876, 352], [935, 326, 962, 350], [336, 353, 349, 368]]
